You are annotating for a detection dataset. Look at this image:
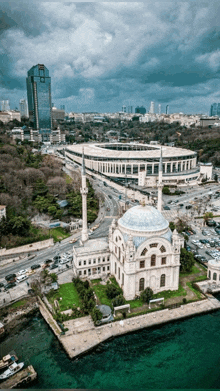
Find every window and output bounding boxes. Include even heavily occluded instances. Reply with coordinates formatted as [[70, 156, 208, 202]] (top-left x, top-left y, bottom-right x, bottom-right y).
[[84, 270, 87, 275], [107, 266, 110, 271], [141, 248, 148, 256], [140, 260, 145, 268], [103, 267, 105, 272], [84, 260, 86, 265], [213, 272, 217, 281], [103, 257, 105, 262], [139, 278, 144, 291], [118, 267, 120, 279], [160, 274, 165, 287], [115, 262, 117, 274], [115, 246, 117, 254], [160, 245, 166, 253], [98, 267, 101, 274], [122, 273, 124, 285], [88, 269, 91, 276], [116, 237, 118, 242], [79, 271, 82, 276], [98, 258, 101, 264], [208, 270, 210, 278], [161, 257, 166, 265], [93, 259, 96, 264], [150, 243, 158, 248], [151, 254, 156, 266], [89, 259, 91, 265], [79, 261, 81, 266], [107, 256, 110, 262]]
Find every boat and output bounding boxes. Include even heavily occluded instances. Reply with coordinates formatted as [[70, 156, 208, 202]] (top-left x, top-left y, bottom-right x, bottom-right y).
[[0, 362, 24, 380], [0, 353, 18, 370]]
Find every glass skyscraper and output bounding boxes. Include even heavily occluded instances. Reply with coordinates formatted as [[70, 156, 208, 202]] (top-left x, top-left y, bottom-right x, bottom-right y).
[[210, 103, 220, 117], [26, 64, 52, 138]]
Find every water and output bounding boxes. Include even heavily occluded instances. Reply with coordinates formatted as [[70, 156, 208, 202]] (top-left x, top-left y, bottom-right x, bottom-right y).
[[1, 310, 220, 389]]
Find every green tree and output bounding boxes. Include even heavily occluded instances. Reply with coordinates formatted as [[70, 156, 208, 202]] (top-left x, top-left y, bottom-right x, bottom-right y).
[[140, 287, 153, 303], [169, 222, 175, 231], [50, 273, 58, 283], [162, 186, 170, 195], [106, 283, 123, 300], [180, 248, 195, 273], [32, 179, 48, 199], [91, 307, 103, 324], [112, 294, 125, 307], [203, 212, 213, 225], [10, 216, 30, 236]]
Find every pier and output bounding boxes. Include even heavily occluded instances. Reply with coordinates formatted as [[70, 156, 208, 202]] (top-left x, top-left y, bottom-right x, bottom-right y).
[[0, 365, 37, 389], [38, 295, 220, 359]]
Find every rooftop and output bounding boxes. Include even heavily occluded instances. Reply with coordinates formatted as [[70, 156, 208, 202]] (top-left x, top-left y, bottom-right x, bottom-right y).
[[74, 238, 109, 255]]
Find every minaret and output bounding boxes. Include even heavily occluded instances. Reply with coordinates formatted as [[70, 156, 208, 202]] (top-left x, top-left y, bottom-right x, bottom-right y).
[[157, 147, 163, 212], [80, 149, 88, 242]]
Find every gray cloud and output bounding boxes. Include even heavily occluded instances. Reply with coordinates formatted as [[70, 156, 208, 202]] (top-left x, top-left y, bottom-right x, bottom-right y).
[[1, 1, 220, 113]]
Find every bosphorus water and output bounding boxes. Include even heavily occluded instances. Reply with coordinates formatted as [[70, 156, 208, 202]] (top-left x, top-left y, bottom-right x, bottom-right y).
[[1, 309, 220, 389]]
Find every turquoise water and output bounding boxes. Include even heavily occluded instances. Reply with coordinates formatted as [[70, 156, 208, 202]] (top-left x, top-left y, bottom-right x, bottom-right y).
[[1, 310, 220, 389]]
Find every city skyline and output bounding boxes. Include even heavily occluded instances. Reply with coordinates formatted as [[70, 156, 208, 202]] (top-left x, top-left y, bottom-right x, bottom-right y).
[[1, 1, 220, 114]]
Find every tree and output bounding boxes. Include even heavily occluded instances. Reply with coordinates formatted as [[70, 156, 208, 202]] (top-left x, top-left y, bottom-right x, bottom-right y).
[[162, 186, 170, 195], [180, 248, 195, 273], [169, 222, 175, 231], [10, 216, 30, 236], [203, 212, 213, 225], [112, 294, 125, 307], [140, 287, 153, 303], [50, 273, 58, 283], [106, 283, 123, 300], [91, 307, 103, 324]]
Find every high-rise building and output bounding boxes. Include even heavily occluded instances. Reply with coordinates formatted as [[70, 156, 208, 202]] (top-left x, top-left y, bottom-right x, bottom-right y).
[[210, 103, 220, 117], [26, 64, 52, 140], [166, 105, 169, 114], [122, 105, 126, 113], [135, 106, 146, 114], [60, 105, 65, 111], [1, 100, 10, 111], [158, 104, 161, 115], [149, 101, 155, 114], [19, 99, 28, 118]]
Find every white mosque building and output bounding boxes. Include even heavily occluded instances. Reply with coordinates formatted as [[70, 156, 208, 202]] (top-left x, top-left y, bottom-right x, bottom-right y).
[[73, 149, 184, 300]]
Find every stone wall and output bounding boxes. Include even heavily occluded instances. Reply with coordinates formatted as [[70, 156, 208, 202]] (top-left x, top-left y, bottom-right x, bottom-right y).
[[0, 238, 54, 260]]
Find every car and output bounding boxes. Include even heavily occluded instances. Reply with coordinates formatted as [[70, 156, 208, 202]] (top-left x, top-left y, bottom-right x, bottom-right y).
[[179, 203, 184, 207], [0, 282, 5, 288], [191, 229, 196, 234], [45, 259, 53, 264], [16, 275, 27, 283], [186, 246, 191, 251], [59, 259, 69, 264], [5, 273, 16, 282], [4, 282, 16, 290], [167, 201, 172, 204], [202, 231, 207, 236], [207, 220, 216, 227], [53, 255, 61, 261], [200, 239, 207, 244], [186, 205, 192, 209], [17, 269, 28, 276], [31, 264, 41, 270], [50, 264, 58, 270], [164, 206, 170, 210], [69, 238, 77, 244]]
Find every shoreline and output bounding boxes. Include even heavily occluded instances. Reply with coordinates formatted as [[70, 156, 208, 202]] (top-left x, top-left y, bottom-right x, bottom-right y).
[[38, 295, 220, 360]]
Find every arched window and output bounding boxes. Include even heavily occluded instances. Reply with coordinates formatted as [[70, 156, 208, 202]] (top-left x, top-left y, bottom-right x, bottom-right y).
[[160, 245, 166, 253], [213, 272, 217, 281], [139, 278, 145, 291], [151, 254, 156, 266], [141, 248, 148, 256], [209, 270, 211, 279], [150, 243, 158, 248], [160, 274, 165, 287]]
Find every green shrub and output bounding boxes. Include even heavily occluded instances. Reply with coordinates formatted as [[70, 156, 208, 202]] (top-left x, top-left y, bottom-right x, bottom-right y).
[[112, 294, 126, 307], [140, 287, 153, 303], [91, 307, 103, 324], [106, 283, 123, 299]]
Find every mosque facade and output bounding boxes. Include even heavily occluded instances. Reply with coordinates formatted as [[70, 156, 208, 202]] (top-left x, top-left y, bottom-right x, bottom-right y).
[[73, 149, 184, 300]]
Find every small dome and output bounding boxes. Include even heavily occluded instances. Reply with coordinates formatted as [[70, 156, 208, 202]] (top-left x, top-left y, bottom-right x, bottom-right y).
[[118, 205, 169, 233]]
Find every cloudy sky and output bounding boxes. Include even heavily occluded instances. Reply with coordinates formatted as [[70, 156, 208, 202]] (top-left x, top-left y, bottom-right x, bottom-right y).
[[1, 1, 220, 114]]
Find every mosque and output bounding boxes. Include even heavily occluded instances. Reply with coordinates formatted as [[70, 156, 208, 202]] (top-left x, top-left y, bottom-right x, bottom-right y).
[[73, 149, 184, 300]]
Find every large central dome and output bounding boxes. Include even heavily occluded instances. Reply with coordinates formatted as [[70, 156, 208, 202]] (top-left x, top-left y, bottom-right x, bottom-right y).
[[118, 205, 169, 233]]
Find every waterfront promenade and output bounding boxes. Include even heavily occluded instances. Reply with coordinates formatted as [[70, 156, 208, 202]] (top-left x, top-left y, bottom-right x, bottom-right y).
[[38, 295, 220, 359]]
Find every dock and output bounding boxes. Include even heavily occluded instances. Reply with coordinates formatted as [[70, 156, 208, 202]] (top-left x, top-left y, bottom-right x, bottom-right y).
[[0, 365, 37, 389]]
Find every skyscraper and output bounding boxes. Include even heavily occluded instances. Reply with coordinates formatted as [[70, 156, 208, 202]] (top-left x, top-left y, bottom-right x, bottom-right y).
[[1, 100, 10, 111], [166, 105, 169, 114], [149, 101, 155, 114], [19, 99, 28, 118], [26, 64, 52, 140], [210, 103, 220, 117]]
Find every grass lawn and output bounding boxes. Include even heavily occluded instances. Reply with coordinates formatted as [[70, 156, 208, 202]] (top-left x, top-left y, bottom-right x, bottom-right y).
[[47, 283, 81, 311], [50, 227, 70, 242], [126, 298, 143, 309], [10, 299, 28, 308], [65, 174, 73, 184], [92, 283, 112, 307], [180, 264, 202, 277], [90, 278, 102, 284], [153, 283, 187, 300], [186, 282, 203, 300]]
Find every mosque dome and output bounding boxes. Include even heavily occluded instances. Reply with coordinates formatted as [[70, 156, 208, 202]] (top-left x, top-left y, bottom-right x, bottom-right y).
[[118, 205, 169, 234]]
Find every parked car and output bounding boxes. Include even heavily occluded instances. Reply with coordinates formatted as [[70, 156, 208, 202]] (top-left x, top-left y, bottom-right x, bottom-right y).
[[202, 231, 207, 236], [207, 220, 216, 227], [5, 273, 16, 282], [0, 282, 5, 288], [31, 264, 41, 270], [17, 269, 28, 276], [50, 264, 58, 270], [185, 205, 192, 209], [4, 282, 16, 290], [16, 275, 27, 283], [45, 259, 53, 264], [53, 255, 61, 261], [164, 206, 170, 210], [69, 238, 77, 244]]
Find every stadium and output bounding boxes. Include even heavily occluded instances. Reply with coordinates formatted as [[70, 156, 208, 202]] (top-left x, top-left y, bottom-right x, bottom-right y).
[[65, 143, 210, 187]]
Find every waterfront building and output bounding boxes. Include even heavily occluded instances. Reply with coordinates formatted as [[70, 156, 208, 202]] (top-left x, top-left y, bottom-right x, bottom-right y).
[[73, 154, 184, 300], [26, 64, 52, 141], [65, 142, 210, 187]]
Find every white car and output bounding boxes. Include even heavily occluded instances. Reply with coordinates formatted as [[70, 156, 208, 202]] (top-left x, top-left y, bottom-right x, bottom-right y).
[[59, 259, 69, 264], [17, 269, 28, 276], [16, 275, 27, 283]]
